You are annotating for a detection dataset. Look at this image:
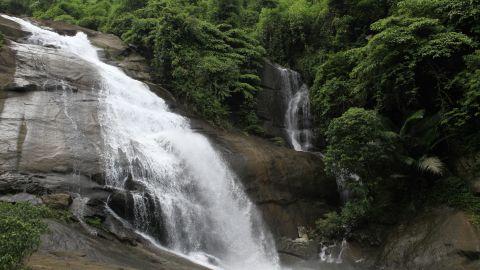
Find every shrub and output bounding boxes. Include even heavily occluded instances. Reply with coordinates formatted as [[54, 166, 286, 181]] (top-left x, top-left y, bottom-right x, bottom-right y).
[[324, 108, 397, 181], [0, 202, 68, 269], [53, 14, 77, 24], [315, 212, 344, 240]]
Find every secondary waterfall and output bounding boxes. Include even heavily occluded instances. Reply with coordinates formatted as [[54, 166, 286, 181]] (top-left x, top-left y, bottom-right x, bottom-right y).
[[4, 15, 280, 270], [277, 66, 313, 152]]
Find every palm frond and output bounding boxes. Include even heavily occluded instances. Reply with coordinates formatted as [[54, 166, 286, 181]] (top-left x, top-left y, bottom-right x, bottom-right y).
[[418, 156, 444, 175]]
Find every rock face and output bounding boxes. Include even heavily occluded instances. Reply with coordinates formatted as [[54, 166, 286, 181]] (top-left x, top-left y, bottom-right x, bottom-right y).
[[257, 59, 290, 140], [376, 207, 480, 270], [191, 119, 339, 238], [26, 220, 208, 270]]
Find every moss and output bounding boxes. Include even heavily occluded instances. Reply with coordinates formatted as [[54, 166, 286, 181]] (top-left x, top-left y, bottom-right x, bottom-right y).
[[0, 202, 71, 270], [85, 216, 102, 229], [270, 137, 286, 147]]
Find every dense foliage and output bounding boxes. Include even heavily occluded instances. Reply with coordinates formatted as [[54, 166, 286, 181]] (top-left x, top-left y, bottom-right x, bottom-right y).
[[1, 0, 479, 245], [0, 202, 68, 269], [0, 0, 268, 129], [257, 0, 480, 242]]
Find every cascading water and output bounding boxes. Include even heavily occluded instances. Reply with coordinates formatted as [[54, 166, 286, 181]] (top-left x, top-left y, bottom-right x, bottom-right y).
[[277, 66, 313, 152], [4, 15, 281, 270]]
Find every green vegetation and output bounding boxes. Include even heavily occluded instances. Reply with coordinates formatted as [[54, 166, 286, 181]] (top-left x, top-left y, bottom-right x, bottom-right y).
[[0, 202, 70, 269], [85, 216, 102, 228], [0, 0, 268, 130], [1, 0, 479, 245], [428, 176, 480, 225], [0, 31, 4, 48], [257, 0, 480, 242]]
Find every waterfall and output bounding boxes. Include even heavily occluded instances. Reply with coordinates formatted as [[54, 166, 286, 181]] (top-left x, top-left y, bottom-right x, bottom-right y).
[[277, 66, 313, 152], [3, 15, 280, 270]]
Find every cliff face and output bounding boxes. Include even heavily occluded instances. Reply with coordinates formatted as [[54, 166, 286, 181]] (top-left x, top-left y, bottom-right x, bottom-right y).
[[256, 59, 289, 140]]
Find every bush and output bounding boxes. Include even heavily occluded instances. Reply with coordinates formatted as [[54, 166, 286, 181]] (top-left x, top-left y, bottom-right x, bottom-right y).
[[324, 108, 397, 180], [53, 14, 76, 24], [0, 202, 68, 269], [315, 212, 344, 240]]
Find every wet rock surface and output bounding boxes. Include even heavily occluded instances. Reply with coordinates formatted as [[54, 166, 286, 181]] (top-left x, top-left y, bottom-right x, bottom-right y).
[[41, 193, 72, 209], [257, 59, 290, 139], [376, 207, 480, 270], [190, 118, 339, 238], [26, 220, 208, 270]]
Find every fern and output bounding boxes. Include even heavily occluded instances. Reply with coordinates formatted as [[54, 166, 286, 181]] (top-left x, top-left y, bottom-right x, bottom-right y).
[[418, 156, 444, 175]]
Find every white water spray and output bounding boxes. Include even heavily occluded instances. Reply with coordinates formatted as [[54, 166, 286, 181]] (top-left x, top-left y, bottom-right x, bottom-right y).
[[277, 66, 313, 152], [3, 15, 280, 270]]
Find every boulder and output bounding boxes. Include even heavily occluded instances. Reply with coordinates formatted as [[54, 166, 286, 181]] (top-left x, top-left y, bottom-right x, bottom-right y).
[[376, 207, 480, 270], [41, 193, 72, 209], [0, 192, 42, 205], [277, 237, 319, 260]]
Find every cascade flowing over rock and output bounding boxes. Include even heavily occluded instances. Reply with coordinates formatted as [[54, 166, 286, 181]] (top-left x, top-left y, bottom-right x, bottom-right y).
[[0, 15, 206, 270], [257, 60, 313, 151], [191, 120, 339, 238], [2, 15, 281, 270], [0, 15, 338, 269]]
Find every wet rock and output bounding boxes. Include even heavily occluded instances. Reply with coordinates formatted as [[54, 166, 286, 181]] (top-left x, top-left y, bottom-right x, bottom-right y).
[[41, 193, 72, 209], [277, 237, 319, 260], [26, 220, 208, 270], [0, 42, 15, 90], [257, 59, 290, 139], [30, 18, 127, 58], [107, 190, 135, 223], [0, 192, 42, 205], [376, 207, 480, 270], [0, 16, 28, 41], [118, 53, 152, 82], [191, 119, 339, 238], [0, 171, 47, 195], [0, 40, 103, 176], [103, 212, 139, 245]]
